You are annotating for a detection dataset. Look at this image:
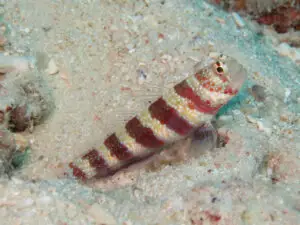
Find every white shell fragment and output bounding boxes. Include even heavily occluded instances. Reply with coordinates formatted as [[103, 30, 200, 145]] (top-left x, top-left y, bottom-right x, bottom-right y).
[[231, 12, 245, 28], [276, 43, 300, 64], [246, 115, 272, 135], [45, 59, 59, 75], [277, 43, 290, 56]]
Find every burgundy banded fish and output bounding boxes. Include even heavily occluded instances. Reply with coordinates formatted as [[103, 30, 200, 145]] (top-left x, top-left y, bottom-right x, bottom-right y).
[[65, 54, 247, 181]]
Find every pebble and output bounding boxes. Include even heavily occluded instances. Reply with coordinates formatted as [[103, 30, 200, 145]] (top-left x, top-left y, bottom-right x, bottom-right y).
[[21, 27, 31, 34], [284, 88, 291, 103], [256, 120, 272, 135], [276, 43, 300, 64], [246, 115, 272, 135], [45, 59, 59, 75], [231, 12, 245, 28], [277, 43, 291, 56], [216, 17, 225, 24], [137, 68, 147, 84], [87, 203, 117, 225], [279, 114, 289, 122], [249, 84, 267, 102]]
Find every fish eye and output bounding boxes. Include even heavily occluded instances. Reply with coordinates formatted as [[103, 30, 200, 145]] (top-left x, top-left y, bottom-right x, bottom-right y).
[[216, 66, 223, 73]]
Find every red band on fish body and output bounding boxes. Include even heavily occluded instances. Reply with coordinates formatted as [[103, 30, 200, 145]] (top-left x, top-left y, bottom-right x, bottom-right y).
[[82, 149, 110, 176], [174, 80, 221, 115], [126, 117, 164, 148], [149, 97, 193, 136], [104, 133, 133, 160], [69, 163, 87, 180]]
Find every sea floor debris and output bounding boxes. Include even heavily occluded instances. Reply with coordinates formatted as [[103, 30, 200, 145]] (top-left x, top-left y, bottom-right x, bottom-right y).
[[0, 21, 54, 177], [0, 0, 299, 224]]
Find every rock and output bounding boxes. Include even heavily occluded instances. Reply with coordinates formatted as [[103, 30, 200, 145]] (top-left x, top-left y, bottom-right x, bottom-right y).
[[45, 59, 59, 75], [136, 65, 148, 85], [284, 88, 291, 103], [87, 203, 117, 225], [249, 84, 267, 102], [9, 105, 30, 132], [276, 43, 300, 64]]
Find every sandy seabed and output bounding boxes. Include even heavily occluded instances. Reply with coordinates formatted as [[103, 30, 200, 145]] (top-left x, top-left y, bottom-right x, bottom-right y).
[[0, 0, 299, 224]]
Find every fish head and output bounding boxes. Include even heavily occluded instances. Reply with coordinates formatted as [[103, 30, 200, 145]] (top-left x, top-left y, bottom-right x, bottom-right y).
[[210, 54, 247, 95]]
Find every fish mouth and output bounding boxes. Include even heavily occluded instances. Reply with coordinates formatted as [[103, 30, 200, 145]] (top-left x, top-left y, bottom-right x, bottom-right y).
[[223, 57, 247, 93]]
